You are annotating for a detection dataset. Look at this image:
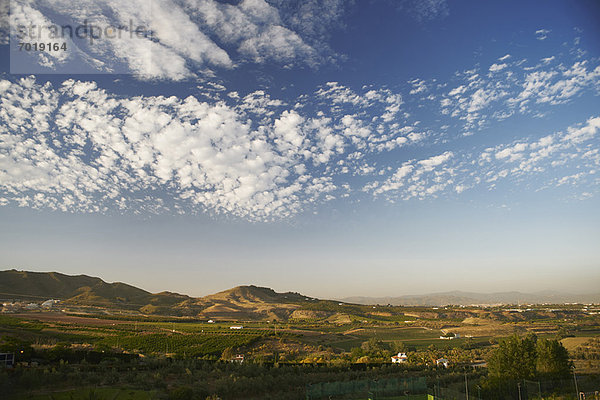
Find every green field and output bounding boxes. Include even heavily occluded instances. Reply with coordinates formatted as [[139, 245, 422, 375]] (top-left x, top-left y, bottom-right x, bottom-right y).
[[13, 387, 156, 400]]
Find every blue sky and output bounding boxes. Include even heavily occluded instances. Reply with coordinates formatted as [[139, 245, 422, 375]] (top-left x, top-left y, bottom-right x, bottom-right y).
[[0, 0, 599, 298]]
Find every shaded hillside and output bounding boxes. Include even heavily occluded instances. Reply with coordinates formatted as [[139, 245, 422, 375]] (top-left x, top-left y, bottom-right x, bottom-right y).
[[0, 269, 192, 312], [0, 269, 114, 300]]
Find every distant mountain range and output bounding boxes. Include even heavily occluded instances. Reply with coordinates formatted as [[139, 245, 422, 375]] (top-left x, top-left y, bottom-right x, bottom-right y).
[[1, 270, 598, 321], [341, 290, 600, 306]]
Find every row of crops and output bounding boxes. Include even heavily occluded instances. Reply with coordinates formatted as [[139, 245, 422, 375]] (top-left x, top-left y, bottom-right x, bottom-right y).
[[100, 332, 263, 357]]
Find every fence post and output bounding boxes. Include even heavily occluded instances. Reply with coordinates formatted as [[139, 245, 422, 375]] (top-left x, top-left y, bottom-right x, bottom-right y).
[[572, 367, 579, 399]]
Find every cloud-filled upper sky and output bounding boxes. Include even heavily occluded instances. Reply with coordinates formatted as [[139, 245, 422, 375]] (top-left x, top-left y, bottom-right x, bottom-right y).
[[1, 0, 599, 297]]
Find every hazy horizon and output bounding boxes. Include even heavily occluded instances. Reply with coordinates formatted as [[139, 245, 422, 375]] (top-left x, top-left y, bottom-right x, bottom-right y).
[[1, 1, 599, 299], [2, 264, 599, 300]]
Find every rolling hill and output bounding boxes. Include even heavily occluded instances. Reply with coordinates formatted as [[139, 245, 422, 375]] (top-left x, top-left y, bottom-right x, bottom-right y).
[[0, 269, 150, 302], [0, 269, 192, 312], [188, 285, 315, 321], [0, 269, 313, 319]]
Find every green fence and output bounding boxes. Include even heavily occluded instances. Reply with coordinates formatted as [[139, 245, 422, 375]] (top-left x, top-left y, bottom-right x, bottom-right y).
[[431, 386, 482, 400], [306, 376, 427, 399]]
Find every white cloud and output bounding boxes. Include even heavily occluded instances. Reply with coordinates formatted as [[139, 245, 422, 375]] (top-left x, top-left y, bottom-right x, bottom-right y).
[[365, 116, 600, 202], [369, 151, 454, 199], [437, 50, 600, 135], [0, 77, 344, 219], [510, 61, 600, 108], [489, 63, 507, 72], [562, 116, 600, 144], [495, 143, 528, 161], [409, 79, 428, 95], [0, 76, 429, 219], [535, 29, 550, 40], [417, 151, 453, 172], [9, 1, 71, 68], [454, 184, 467, 193], [238, 25, 317, 66], [448, 85, 466, 96], [0, 0, 8, 44], [7, 0, 346, 79]]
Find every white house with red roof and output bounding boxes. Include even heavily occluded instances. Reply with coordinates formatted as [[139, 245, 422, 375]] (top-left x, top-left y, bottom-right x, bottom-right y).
[[391, 352, 408, 363]]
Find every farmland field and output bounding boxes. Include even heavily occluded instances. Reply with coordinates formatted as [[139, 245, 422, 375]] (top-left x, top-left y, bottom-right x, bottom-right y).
[[2, 303, 599, 399]]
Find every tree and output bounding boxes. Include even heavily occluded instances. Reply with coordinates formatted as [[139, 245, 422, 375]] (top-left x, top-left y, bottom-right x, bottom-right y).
[[350, 346, 364, 361], [0, 335, 33, 361], [361, 337, 386, 353], [220, 347, 235, 361], [487, 334, 537, 381], [169, 386, 194, 400], [356, 355, 371, 363], [535, 338, 572, 378], [556, 327, 572, 340], [391, 341, 407, 354]]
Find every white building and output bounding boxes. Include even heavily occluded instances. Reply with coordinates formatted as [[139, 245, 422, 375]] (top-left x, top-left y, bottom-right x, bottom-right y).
[[436, 358, 449, 368], [231, 354, 244, 363], [41, 299, 60, 309], [391, 352, 408, 363], [440, 332, 460, 340]]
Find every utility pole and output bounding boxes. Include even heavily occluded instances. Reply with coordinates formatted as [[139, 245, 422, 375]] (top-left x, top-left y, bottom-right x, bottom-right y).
[[573, 367, 580, 399], [517, 382, 522, 400], [465, 372, 469, 400]]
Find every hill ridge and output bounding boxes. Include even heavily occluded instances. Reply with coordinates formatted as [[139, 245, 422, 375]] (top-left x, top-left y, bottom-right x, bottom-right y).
[[2, 269, 599, 319], [0, 269, 314, 320]]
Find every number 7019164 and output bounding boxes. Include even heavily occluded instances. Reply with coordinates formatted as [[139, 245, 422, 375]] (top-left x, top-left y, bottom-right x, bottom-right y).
[[18, 42, 67, 51]]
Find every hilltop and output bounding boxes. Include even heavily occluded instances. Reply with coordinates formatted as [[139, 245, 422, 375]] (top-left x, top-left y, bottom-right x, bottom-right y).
[[0, 269, 151, 303], [189, 285, 315, 321]]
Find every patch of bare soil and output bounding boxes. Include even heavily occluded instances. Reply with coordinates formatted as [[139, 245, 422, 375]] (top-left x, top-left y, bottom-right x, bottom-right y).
[[11, 312, 129, 326]]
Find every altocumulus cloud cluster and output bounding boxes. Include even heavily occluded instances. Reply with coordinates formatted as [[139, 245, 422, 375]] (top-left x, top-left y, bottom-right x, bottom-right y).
[[1, 0, 600, 221], [0, 77, 407, 219]]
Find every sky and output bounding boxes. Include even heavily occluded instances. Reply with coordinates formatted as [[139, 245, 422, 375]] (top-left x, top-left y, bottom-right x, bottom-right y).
[[0, 0, 599, 299]]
